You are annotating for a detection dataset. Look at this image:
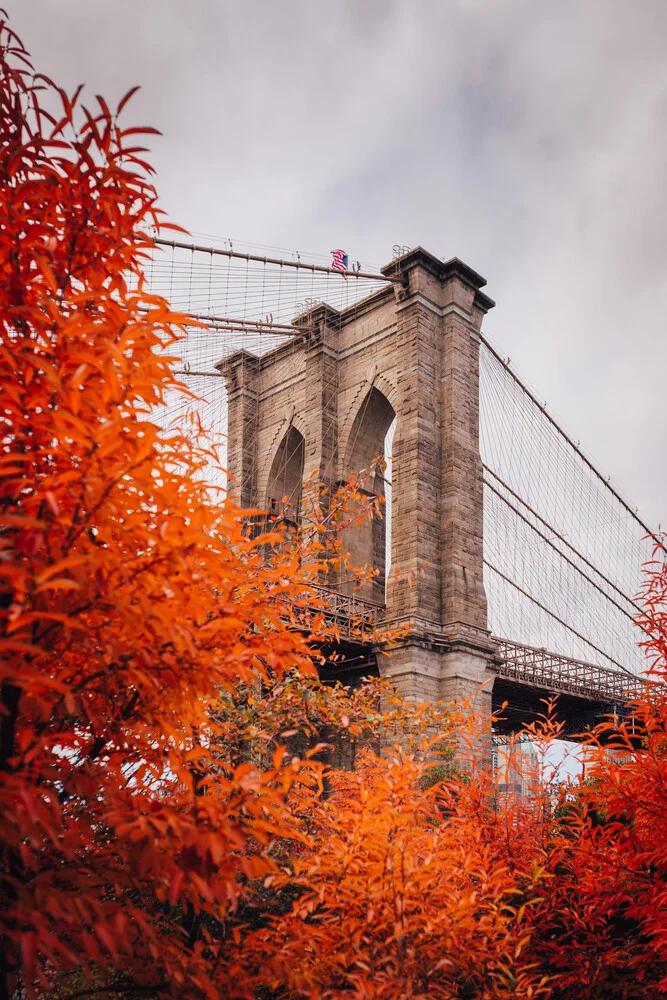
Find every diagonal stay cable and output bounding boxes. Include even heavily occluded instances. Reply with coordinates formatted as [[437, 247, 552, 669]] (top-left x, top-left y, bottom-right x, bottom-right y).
[[485, 491, 639, 664], [484, 479, 641, 643], [480, 334, 665, 555], [483, 467, 645, 617], [484, 560, 633, 675]]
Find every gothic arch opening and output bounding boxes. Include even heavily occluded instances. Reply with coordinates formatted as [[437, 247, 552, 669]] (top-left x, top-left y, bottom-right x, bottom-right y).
[[384, 416, 396, 587], [343, 387, 396, 604], [267, 425, 304, 525]]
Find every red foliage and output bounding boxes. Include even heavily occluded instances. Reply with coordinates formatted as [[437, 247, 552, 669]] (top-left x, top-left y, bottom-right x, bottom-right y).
[[515, 551, 667, 998], [4, 14, 667, 1000], [234, 748, 551, 999], [0, 17, 324, 998]]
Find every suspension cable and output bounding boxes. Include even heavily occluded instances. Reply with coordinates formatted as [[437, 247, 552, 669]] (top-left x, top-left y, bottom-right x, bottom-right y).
[[483, 467, 644, 616], [484, 560, 632, 675], [154, 238, 398, 283], [480, 333, 664, 554]]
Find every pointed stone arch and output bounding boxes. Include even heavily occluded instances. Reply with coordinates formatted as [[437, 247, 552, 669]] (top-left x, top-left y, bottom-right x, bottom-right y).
[[341, 385, 396, 605], [258, 411, 308, 507], [338, 372, 397, 481], [344, 386, 396, 482], [265, 424, 305, 522], [220, 249, 496, 709]]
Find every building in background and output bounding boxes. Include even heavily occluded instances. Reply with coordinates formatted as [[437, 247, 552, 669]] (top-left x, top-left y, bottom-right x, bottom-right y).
[[493, 737, 539, 799]]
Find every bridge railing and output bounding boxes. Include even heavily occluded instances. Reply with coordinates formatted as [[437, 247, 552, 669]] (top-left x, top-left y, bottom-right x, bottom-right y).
[[295, 584, 385, 642], [495, 639, 641, 704]]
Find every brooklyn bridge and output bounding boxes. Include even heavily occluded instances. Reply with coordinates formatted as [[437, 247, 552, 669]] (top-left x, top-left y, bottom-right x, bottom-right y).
[[147, 236, 660, 735]]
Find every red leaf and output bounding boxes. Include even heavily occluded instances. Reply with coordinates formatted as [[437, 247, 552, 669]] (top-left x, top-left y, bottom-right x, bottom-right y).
[[169, 869, 185, 906]]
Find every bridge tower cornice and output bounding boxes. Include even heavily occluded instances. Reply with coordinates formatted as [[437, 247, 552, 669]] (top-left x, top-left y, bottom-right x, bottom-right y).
[[383, 247, 496, 315]]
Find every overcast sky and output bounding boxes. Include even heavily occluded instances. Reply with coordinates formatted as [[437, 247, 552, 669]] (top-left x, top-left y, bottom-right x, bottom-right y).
[[11, 0, 667, 526]]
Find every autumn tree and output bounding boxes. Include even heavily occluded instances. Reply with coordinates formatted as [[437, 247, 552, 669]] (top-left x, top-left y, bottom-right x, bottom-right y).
[[512, 547, 667, 999], [0, 16, 390, 998], [227, 746, 551, 1000], [231, 561, 667, 1000]]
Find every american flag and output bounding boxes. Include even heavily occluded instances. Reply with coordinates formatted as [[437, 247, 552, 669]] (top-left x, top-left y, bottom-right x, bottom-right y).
[[330, 248, 349, 278]]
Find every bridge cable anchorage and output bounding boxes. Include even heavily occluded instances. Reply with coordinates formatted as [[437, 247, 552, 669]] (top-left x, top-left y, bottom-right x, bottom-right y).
[[480, 332, 665, 554], [484, 560, 633, 676]]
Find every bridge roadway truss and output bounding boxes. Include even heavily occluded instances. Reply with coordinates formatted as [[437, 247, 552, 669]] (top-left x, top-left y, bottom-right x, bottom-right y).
[[304, 586, 643, 735], [304, 584, 641, 702], [301, 587, 637, 702]]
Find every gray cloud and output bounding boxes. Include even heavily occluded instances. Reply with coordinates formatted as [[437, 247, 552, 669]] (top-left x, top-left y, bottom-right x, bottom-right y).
[[10, 0, 667, 524]]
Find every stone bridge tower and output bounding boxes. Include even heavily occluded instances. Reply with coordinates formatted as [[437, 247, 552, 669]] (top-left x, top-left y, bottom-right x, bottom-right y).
[[219, 248, 497, 709]]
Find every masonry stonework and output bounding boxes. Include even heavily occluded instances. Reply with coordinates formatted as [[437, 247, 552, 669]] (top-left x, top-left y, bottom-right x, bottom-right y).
[[220, 248, 498, 711]]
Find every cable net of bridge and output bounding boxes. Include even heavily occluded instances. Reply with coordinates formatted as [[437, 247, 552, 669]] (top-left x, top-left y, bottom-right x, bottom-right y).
[[480, 335, 660, 679], [141, 232, 392, 496]]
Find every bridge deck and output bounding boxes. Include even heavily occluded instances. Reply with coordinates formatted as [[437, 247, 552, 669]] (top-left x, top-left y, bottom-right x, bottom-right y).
[[306, 587, 643, 706], [494, 639, 640, 704]]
